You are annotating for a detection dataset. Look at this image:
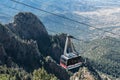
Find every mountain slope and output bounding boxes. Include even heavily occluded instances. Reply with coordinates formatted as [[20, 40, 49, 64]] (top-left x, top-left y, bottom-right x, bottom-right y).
[[0, 23, 43, 71], [79, 37, 120, 78], [0, 12, 71, 80], [0, 12, 119, 80]]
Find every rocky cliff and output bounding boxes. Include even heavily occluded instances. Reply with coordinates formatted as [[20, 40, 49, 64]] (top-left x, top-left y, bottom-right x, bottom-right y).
[[0, 23, 43, 71], [6, 12, 50, 54], [0, 12, 70, 80]]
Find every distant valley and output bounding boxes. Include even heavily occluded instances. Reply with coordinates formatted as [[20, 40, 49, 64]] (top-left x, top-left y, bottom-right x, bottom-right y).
[[0, 0, 120, 39]]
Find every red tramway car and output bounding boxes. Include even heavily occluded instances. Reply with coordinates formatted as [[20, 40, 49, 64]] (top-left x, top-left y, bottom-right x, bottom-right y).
[[60, 34, 83, 70]]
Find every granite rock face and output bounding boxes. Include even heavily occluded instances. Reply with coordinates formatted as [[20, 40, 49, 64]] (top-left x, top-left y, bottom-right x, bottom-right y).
[[6, 12, 50, 54], [0, 23, 43, 71]]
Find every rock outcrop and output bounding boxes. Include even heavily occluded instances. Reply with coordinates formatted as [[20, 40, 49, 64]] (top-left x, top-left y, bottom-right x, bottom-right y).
[[70, 67, 102, 80], [0, 23, 43, 71], [6, 12, 50, 54]]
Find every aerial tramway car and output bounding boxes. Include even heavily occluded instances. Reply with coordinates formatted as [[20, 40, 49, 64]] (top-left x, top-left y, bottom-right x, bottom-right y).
[[60, 34, 84, 70]]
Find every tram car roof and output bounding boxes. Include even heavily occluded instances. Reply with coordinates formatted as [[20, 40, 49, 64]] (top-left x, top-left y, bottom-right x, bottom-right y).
[[61, 52, 80, 60]]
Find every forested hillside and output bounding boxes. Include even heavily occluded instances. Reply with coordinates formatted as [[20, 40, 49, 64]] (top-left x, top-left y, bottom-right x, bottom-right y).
[[77, 37, 120, 78]]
